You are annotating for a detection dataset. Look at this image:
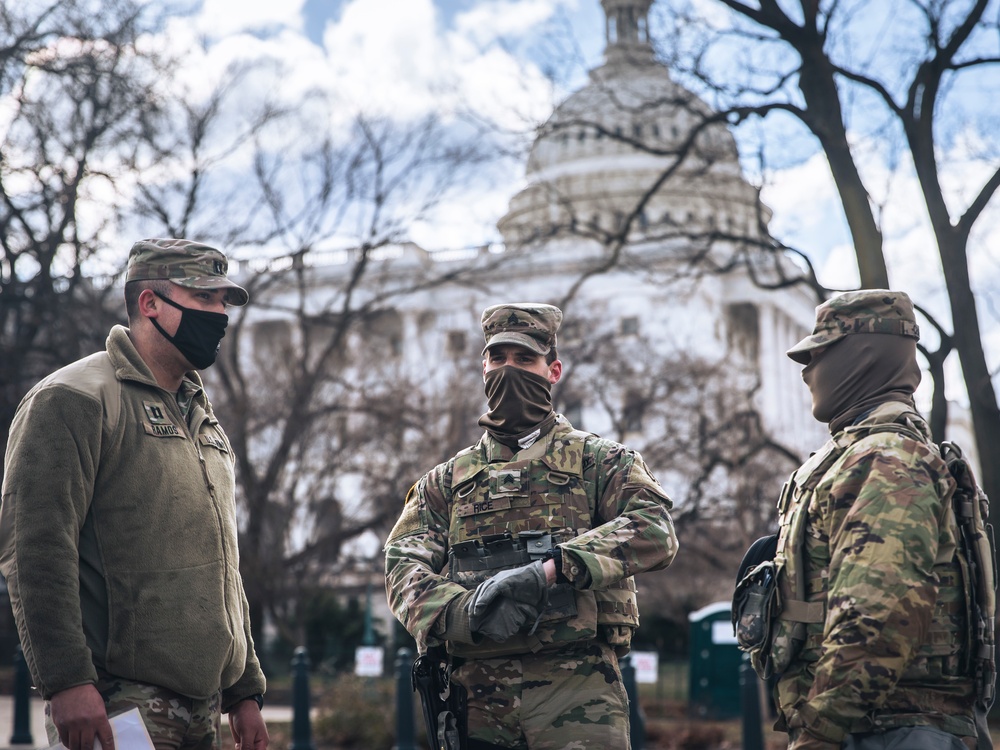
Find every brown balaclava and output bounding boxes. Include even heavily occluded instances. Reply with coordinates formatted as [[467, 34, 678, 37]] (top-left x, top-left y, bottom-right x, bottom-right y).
[[477, 302, 562, 450], [788, 290, 922, 433], [802, 333, 921, 434]]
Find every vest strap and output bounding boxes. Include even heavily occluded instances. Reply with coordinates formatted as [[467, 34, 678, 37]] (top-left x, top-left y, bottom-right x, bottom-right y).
[[779, 598, 825, 623]]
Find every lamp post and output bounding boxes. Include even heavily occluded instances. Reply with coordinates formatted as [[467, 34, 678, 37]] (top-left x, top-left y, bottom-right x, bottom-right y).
[[362, 580, 375, 646]]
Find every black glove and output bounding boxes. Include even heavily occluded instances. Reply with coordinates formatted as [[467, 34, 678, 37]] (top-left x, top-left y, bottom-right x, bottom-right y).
[[468, 597, 539, 642], [467, 561, 549, 641]]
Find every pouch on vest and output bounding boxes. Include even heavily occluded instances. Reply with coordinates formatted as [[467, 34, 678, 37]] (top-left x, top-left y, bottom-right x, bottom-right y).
[[941, 441, 997, 712], [732, 534, 779, 677]]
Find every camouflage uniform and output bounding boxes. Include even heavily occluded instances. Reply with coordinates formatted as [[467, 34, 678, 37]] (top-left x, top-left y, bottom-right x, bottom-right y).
[[384, 303, 677, 749], [44, 673, 222, 750], [774, 291, 976, 749]]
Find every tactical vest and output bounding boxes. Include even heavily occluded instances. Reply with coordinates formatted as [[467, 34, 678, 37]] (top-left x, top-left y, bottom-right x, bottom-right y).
[[445, 425, 639, 658], [761, 414, 990, 714]]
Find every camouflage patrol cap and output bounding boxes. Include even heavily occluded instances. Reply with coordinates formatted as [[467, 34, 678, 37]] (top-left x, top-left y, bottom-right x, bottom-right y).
[[481, 302, 563, 356], [126, 238, 249, 306], [786, 289, 919, 364]]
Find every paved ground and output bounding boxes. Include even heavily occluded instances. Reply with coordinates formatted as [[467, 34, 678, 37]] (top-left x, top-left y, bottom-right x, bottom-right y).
[[0, 697, 295, 750], [0, 696, 47, 748]]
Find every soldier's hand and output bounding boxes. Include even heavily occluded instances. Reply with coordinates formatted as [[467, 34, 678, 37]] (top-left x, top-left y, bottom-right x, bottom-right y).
[[469, 597, 539, 642], [467, 560, 548, 639], [229, 698, 269, 750], [49, 684, 114, 750]]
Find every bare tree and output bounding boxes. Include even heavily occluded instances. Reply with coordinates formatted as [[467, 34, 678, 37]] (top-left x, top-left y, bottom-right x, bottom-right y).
[[0, 0, 165, 469], [653, 0, 1000, 516], [553, 311, 801, 617]]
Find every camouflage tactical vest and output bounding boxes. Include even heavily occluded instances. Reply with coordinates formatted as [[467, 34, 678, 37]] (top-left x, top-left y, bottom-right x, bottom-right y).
[[762, 414, 972, 700], [445, 424, 639, 658]]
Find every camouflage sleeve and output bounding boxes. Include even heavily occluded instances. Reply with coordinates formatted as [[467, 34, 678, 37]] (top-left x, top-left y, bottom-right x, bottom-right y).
[[795, 436, 948, 742], [383, 464, 472, 653], [558, 442, 677, 590]]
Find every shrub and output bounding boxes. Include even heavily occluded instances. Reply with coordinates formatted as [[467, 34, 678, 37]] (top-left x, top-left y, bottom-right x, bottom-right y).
[[312, 676, 396, 749]]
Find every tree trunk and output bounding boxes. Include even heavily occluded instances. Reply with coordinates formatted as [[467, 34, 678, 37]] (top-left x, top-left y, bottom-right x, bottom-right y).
[[796, 46, 890, 289], [937, 229, 1000, 524], [922, 347, 949, 443]]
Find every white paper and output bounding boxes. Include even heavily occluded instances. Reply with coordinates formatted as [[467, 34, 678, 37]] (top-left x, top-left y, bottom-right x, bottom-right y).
[[47, 707, 155, 750]]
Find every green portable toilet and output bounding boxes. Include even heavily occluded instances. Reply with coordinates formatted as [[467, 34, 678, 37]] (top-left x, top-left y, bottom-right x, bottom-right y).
[[688, 601, 742, 718]]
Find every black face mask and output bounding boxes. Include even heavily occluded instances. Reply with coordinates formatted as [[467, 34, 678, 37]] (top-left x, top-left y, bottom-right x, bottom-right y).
[[151, 292, 229, 370]]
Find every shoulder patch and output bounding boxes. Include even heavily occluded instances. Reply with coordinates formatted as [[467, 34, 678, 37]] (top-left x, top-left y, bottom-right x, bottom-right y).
[[199, 433, 229, 453], [623, 454, 670, 501], [385, 482, 424, 545]]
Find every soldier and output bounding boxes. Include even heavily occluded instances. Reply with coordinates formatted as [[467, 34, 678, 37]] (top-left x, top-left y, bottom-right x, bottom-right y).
[[0, 240, 268, 750], [384, 302, 678, 750], [770, 290, 982, 750]]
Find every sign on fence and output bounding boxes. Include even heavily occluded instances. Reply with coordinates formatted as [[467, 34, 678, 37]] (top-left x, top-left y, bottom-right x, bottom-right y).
[[630, 650, 659, 684], [354, 645, 384, 677]]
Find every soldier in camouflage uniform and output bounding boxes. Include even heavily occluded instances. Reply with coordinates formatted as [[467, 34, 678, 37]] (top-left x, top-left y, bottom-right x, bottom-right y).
[[771, 290, 978, 750], [1, 240, 267, 750], [385, 302, 678, 750]]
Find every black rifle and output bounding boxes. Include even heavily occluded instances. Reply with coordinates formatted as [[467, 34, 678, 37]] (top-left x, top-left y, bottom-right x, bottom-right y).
[[412, 647, 467, 750]]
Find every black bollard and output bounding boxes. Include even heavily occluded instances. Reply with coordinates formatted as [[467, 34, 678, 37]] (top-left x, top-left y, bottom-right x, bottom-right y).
[[392, 648, 416, 750], [290, 647, 315, 750], [621, 654, 645, 750], [740, 654, 764, 750], [10, 645, 33, 745]]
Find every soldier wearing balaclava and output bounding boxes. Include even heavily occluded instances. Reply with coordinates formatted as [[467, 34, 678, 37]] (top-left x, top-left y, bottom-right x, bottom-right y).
[[757, 290, 987, 750], [385, 302, 678, 749]]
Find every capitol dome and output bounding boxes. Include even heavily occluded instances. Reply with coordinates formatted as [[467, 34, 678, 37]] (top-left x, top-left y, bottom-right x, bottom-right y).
[[498, 0, 770, 250]]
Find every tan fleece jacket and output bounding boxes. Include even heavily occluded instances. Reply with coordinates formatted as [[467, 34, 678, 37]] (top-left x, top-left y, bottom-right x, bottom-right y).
[[0, 326, 265, 708]]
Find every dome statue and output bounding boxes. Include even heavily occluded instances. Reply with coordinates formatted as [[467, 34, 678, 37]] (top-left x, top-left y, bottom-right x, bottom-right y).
[[498, 0, 770, 252]]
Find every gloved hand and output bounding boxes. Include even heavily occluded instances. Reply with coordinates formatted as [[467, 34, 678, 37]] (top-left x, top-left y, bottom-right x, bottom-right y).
[[468, 597, 539, 642], [467, 560, 549, 641]]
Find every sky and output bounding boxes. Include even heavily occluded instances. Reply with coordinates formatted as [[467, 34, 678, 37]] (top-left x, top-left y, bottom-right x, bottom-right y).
[[143, 0, 999, 404], [148, 0, 605, 251]]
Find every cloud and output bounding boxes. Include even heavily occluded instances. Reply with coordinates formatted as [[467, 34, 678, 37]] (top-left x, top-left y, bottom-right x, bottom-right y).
[[410, 169, 517, 250], [314, 0, 558, 126], [321, 0, 442, 117], [194, 0, 308, 37], [125, 0, 571, 252], [454, 0, 567, 46], [760, 151, 851, 264]]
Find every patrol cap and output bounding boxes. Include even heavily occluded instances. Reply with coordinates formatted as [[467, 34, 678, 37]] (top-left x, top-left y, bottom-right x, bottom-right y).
[[786, 289, 919, 364], [481, 302, 562, 356], [126, 238, 249, 306]]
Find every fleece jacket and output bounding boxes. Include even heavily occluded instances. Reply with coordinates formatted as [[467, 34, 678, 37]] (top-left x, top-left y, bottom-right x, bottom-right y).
[[0, 326, 265, 709]]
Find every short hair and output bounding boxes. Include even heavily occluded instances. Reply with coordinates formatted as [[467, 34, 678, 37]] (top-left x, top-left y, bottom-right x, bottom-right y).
[[124, 279, 173, 322]]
